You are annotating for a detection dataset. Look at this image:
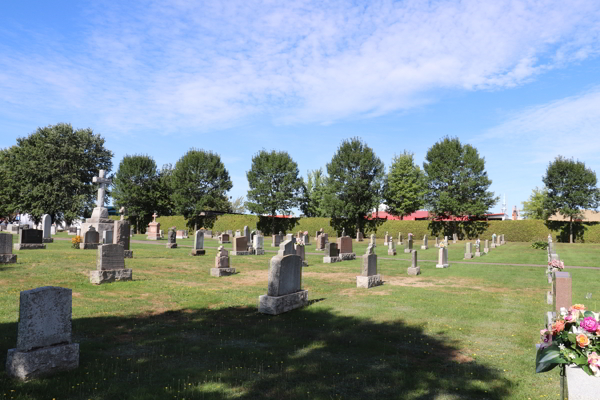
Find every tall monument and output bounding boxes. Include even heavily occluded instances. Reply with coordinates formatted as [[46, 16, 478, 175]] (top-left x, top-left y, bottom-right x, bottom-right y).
[[80, 170, 114, 240]]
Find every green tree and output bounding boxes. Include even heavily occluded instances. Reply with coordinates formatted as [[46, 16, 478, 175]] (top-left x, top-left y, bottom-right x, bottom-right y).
[[245, 150, 305, 233], [171, 149, 232, 230], [301, 168, 328, 217], [521, 187, 548, 220], [321, 137, 385, 235], [0, 123, 112, 225], [423, 136, 497, 237], [383, 151, 426, 219], [543, 156, 600, 243]]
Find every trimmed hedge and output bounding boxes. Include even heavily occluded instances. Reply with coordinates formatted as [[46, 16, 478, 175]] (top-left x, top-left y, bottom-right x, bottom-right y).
[[151, 214, 600, 243]]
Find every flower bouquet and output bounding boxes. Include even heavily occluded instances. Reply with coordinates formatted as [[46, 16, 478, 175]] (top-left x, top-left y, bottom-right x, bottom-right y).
[[547, 259, 565, 273], [536, 304, 600, 376]]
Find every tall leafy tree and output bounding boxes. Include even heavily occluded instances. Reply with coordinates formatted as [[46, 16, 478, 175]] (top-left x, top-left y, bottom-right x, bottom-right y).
[[543, 156, 600, 243], [301, 168, 328, 217], [423, 136, 497, 237], [229, 196, 247, 214], [321, 137, 385, 235], [383, 151, 426, 219], [0, 123, 112, 225], [521, 187, 548, 220], [245, 150, 304, 233], [171, 149, 232, 230]]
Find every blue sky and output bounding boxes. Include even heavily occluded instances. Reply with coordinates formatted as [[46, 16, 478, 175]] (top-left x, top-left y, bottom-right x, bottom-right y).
[[2, 0, 600, 215]]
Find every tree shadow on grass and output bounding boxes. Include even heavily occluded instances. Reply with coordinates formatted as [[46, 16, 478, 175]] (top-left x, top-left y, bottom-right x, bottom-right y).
[[0, 306, 512, 400]]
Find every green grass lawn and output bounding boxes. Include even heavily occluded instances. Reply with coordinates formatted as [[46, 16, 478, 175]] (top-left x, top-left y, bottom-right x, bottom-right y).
[[1, 232, 597, 399]]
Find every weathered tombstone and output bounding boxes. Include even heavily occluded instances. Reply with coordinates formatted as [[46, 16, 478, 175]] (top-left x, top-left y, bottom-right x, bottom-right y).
[[474, 239, 481, 257], [357, 245, 382, 288], [90, 244, 132, 284], [397, 232, 403, 245], [295, 242, 307, 266], [404, 236, 413, 254], [370, 234, 376, 247], [323, 242, 340, 263], [302, 232, 310, 245], [244, 226, 250, 247], [316, 233, 328, 251], [232, 236, 249, 255], [258, 251, 307, 314], [452, 233, 458, 243], [387, 239, 396, 256], [491, 233, 497, 248], [166, 228, 177, 248], [176, 230, 186, 239], [435, 237, 439, 248], [5, 287, 79, 380], [253, 235, 265, 255], [464, 242, 473, 259], [337, 232, 356, 260], [444, 236, 448, 246], [190, 230, 205, 256], [114, 220, 133, 258], [50, 225, 56, 235], [285, 233, 295, 244], [146, 213, 161, 240], [211, 246, 235, 276], [384, 231, 389, 244], [219, 233, 230, 244], [14, 228, 46, 251], [421, 234, 428, 250], [67, 226, 77, 236], [278, 239, 295, 257], [484, 239, 489, 254], [408, 250, 421, 276], [102, 230, 113, 244], [500, 234, 505, 245], [436, 246, 449, 268], [271, 234, 281, 247], [0, 233, 17, 263], [41, 214, 53, 243], [356, 229, 364, 242], [235, 230, 241, 237]]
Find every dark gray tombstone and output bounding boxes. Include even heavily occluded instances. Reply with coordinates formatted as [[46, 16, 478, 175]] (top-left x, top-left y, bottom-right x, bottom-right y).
[[14, 228, 45, 250]]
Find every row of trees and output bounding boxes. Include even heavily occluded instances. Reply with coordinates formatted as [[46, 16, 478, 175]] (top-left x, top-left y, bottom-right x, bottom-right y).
[[1, 124, 500, 236]]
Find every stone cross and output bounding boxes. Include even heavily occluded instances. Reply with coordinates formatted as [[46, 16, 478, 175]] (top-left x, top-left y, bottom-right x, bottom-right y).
[[152, 213, 158, 223], [92, 170, 111, 208]]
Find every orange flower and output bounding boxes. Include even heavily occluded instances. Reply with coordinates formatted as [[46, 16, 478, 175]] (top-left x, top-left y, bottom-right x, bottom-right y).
[[577, 334, 590, 347], [572, 304, 586, 311], [552, 320, 565, 335]]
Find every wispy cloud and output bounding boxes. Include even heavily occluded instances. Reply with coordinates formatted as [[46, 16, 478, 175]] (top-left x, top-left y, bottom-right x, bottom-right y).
[[1, 0, 600, 134]]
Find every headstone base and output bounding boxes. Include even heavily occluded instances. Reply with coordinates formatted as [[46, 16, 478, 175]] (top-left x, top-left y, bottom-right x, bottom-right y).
[[387, 250, 396, 256], [14, 244, 46, 250], [6, 343, 79, 380], [211, 268, 236, 277], [258, 290, 308, 315], [404, 249, 411, 253], [475, 251, 481, 257], [231, 251, 250, 256], [340, 253, 356, 260], [190, 249, 206, 256], [0, 254, 17, 263], [566, 365, 600, 399], [356, 275, 383, 288], [42, 238, 54, 243], [79, 243, 99, 250], [464, 253, 472, 259], [166, 243, 177, 248], [420, 245, 428, 250], [407, 266, 421, 276], [436, 263, 449, 268], [124, 250, 133, 258], [323, 256, 340, 263], [255, 249, 265, 255], [89, 269, 133, 284]]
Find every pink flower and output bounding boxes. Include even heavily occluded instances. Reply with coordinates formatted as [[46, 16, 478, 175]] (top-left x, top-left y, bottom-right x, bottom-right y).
[[581, 317, 599, 333], [589, 352, 600, 377], [540, 329, 553, 348], [564, 313, 575, 323]]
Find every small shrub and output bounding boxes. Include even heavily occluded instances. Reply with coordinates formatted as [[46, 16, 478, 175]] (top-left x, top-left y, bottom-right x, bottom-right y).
[[531, 240, 548, 250], [71, 235, 82, 249]]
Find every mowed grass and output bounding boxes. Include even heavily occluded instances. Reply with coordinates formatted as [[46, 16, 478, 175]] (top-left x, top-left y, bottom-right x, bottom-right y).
[[0, 232, 597, 399]]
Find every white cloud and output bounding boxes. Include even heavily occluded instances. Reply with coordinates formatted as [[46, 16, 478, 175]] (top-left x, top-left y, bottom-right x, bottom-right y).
[[1, 0, 600, 133]]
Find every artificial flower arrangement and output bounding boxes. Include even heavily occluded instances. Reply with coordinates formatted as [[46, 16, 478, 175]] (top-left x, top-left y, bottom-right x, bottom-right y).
[[547, 259, 565, 273], [439, 242, 446, 248], [536, 304, 600, 376]]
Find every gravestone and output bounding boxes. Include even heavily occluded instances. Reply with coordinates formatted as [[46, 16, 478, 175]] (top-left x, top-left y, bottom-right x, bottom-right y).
[[397, 232, 403, 245], [491, 234, 497, 248], [295, 242, 307, 266], [285, 233, 295, 244], [166, 228, 177, 248], [553, 271, 572, 313], [102, 230, 113, 244], [76, 227, 81, 237], [90, 244, 132, 284], [42, 214, 53, 243], [357, 245, 382, 288], [0, 233, 17, 263], [50, 225, 56, 235], [176, 230, 186, 239], [421, 234, 428, 250], [253, 235, 265, 255], [453, 233, 458, 243], [159, 230, 164, 239], [337, 231, 356, 260], [278, 240, 295, 257], [387, 239, 396, 256], [219, 233, 230, 244], [80, 170, 114, 243], [244, 226, 250, 248], [464, 242, 473, 259], [114, 220, 133, 258], [316, 233, 328, 251], [408, 250, 421, 276], [384, 231, 389, 244], [258, 250, 307, 315], [232, 236, 249, 256], [14, 228, 46, 250], [323, 242, 340, 263], [204, 230, 213, 238], [370, 234, 376, 247], [436, 246, 449, 268], [444, 236, 449, 246], [235, 230, 241, 237], [68, 226, 77, 236], [356, 229, 363, 242], [211, 246, 235, 276], [500, 234, 505, 245], [146, 213, 161, 240], [475, 239, 481, 257], [484, 239, 489, 254], [226, 230, 233, 235], [302, 231, 310, 245], [404, 236, 413, 254], [6, 286, 79, 380], [272, 234, 281, 247], [435, 237, 439, 248], [190, 230, 205, 256]]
